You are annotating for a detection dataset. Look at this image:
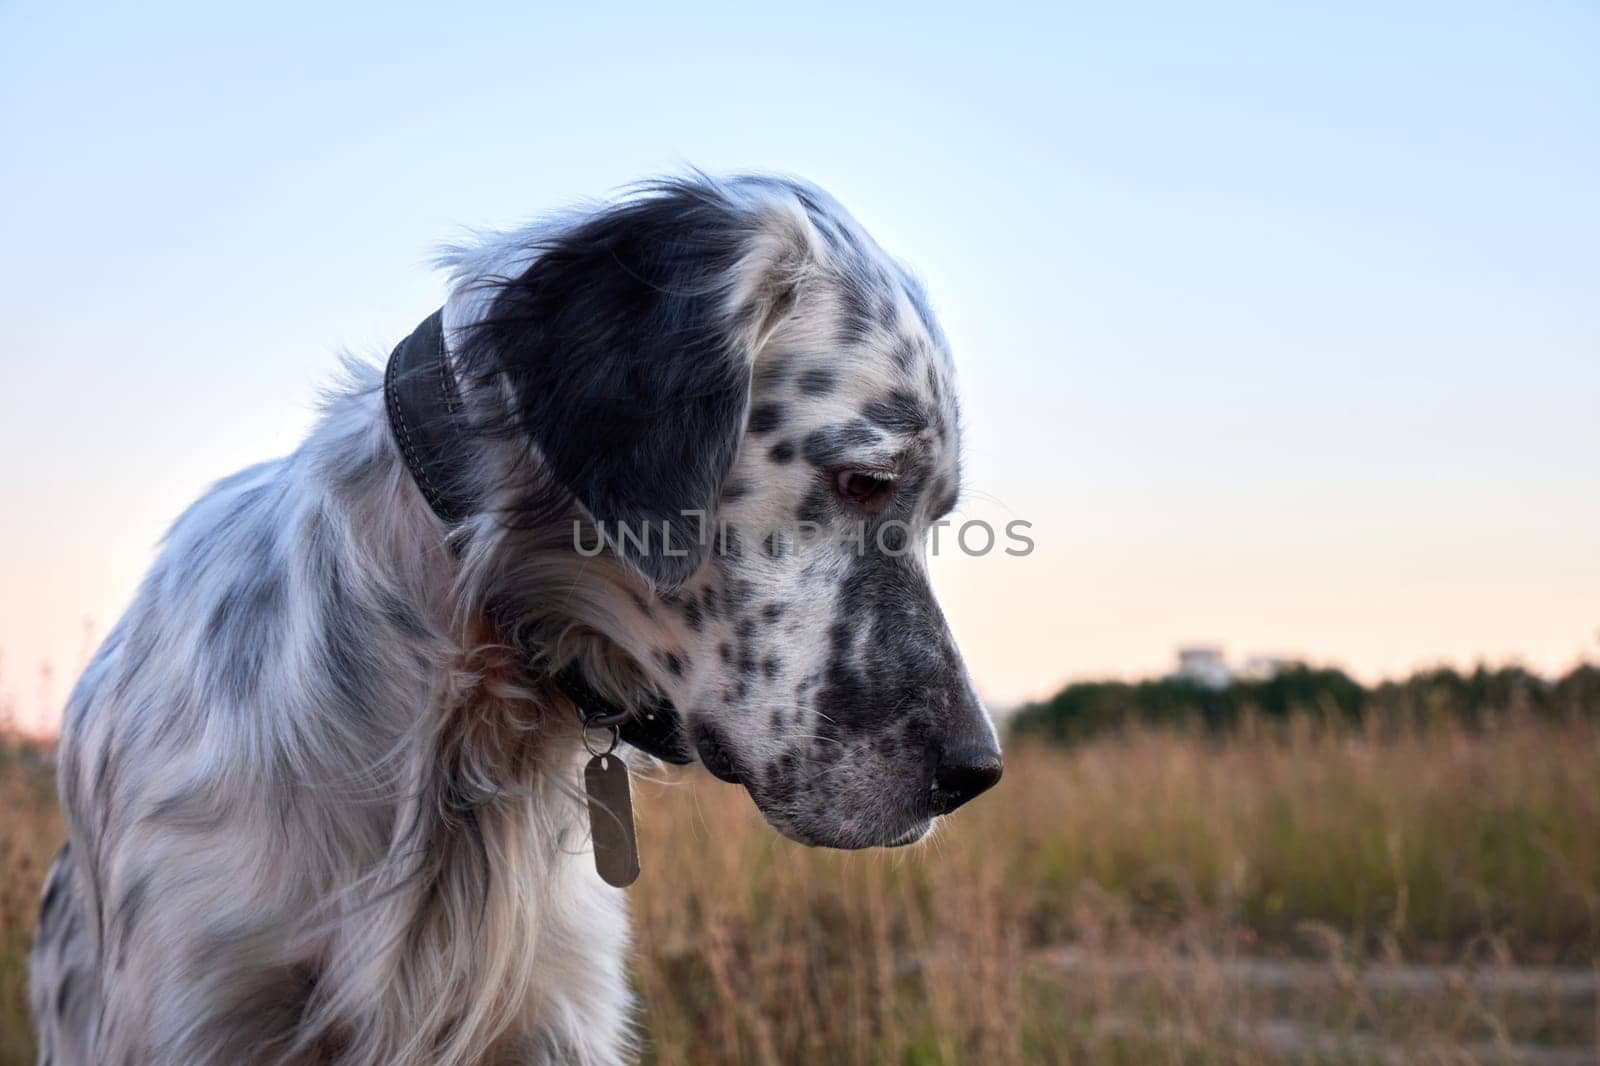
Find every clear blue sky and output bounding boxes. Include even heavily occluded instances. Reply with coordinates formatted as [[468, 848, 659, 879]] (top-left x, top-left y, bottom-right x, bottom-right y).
[[2, 1, 1597, 730]]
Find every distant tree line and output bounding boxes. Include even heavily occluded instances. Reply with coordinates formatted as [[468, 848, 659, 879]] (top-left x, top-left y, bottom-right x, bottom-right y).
[[1008, 662, 1600, 745]]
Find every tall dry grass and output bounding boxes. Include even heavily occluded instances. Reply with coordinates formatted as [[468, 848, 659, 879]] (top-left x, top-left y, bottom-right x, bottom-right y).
[[0, 742, 60, 1066], [1, 713, 1596, 1063], [629, 714, 1600, 1064]]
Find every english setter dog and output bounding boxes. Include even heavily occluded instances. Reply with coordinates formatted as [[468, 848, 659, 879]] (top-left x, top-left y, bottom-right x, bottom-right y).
[[29, 174, 1002, 1065]]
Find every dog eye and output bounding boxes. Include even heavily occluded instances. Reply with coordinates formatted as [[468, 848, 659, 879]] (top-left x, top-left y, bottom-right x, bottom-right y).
[[835, 471, 894, 513]]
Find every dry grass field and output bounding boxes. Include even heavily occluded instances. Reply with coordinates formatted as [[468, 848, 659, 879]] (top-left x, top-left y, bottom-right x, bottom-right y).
[[3, 713, 1598, 1064], [0, 741, 61, 1066]]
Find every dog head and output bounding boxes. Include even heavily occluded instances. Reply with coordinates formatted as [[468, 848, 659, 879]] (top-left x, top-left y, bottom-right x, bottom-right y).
[[448, 175, 1000, 848]]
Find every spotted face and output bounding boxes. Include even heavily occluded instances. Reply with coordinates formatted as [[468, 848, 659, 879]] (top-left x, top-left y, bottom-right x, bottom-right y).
[[458, 176, 1001, 848], [660, 265, 999, 848]]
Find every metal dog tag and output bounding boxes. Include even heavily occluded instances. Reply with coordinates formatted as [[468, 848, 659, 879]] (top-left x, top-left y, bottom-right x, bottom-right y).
[[584, 753, 640, 887]]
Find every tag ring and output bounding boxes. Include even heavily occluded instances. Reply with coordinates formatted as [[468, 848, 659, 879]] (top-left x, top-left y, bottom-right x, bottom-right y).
[[583, 719, 620, 759]]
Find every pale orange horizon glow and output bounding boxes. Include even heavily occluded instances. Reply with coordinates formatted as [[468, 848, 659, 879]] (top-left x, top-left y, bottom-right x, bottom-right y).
[[4, 490, 1595, 737]]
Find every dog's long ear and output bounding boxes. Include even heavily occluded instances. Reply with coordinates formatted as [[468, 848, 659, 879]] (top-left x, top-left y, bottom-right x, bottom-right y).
[[460, 181, 818, 589]]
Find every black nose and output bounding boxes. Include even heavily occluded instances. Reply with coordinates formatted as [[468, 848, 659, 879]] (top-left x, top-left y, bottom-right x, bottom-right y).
[[930, 748, 1003, 815]]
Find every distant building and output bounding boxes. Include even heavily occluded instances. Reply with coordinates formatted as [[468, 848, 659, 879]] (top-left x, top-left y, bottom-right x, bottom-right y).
[[1173, 646, 1231, 690], [1238, 655, 1287, 681], [1170, 648, 1288, 689]]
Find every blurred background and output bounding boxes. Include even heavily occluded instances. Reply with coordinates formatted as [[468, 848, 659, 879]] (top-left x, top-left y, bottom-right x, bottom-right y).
[[1, 2, 1596, 1063]]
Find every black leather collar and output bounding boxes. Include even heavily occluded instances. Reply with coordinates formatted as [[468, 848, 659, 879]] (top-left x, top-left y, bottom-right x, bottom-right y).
[[384, 311, 474, 525], [384, 311, 693, 764]]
